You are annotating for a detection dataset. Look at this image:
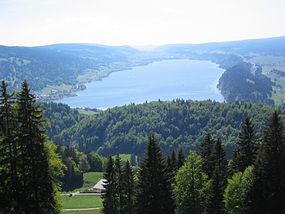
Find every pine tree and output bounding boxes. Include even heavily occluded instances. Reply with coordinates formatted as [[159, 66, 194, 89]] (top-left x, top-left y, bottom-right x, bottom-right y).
[[211, 138, 228, 214], [171, 150, 177, 171], [114, 154, 124, 213], [233, 117, 257, 172], [135, 134, 174, 214], [177, 147, 185, 168], [0, 81, 18, 212], [249, 111, 285, 213], [122, 160, 134, 214], [102, 156, 117, 214], [16, 81, 59, 213], [200, 133, 215, 178]]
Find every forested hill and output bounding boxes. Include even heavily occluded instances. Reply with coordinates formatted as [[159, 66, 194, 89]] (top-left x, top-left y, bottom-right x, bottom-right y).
[[52, 100, 280, 157], [0, 44, 141, 92]]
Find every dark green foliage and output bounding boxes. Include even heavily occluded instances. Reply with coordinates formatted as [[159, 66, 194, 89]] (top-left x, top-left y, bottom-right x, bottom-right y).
[[200, 133, 215, 178], [55, 100, 274, 156], [249, 111, 285, 213], [0, 81, 61, 213], [103, 156, 117, 214], [121, 161, 134, 214], [87, 152, 106, 172], [114, 155, 124, 213], [218, 62, 273, 104], [211, 139, 228, 214], [59, 146, 84, 191], [130, 154, 137, 166], [135, 134, 174, 214], [0, 80, 18, 212], [42, 102, 84, 141], [102, 156, 135, 214], [177, 148, 185, 168], [15, 81, 60, 213], [233, 117, 257, 172]]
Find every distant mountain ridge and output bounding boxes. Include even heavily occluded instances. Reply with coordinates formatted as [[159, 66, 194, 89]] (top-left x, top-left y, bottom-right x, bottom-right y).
[[1, 36, 285, 104], [155, 36, 285, 56]]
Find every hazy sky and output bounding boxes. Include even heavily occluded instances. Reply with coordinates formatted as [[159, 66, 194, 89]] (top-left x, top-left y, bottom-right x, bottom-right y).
[[0, 0, 284, 46]]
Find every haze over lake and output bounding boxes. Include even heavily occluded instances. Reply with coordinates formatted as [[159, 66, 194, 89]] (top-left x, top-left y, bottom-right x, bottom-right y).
[[59, 59, 225, 109]]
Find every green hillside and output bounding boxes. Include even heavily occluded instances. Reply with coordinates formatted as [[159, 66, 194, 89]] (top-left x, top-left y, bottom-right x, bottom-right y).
[[53, 100, 279, 157], [0, 44, 141, 99]]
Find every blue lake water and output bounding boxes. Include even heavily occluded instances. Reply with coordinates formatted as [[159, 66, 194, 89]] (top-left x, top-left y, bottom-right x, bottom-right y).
[[58, 59, 225, 109]]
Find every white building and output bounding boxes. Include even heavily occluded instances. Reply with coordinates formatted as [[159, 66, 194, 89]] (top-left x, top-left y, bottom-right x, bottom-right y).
[[89, 179, 107, 193]]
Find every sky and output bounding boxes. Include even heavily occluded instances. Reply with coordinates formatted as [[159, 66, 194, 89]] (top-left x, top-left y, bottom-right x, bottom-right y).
[[0, 0, 284, 46]]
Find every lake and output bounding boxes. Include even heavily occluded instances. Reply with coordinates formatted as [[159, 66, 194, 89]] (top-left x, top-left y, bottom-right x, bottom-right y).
[[58, 59, 225, 109]]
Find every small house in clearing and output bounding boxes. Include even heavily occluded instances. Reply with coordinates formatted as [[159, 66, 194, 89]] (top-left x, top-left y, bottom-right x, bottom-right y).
[[88, 179, 107, 193]]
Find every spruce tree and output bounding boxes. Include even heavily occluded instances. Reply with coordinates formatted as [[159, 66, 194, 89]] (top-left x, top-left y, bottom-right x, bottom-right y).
[[0, 81, 18, 212], [249, 111, 285, 213], [171, 150, 177, 171], [135, 134, 174, 214], [102, 156, 117, 214], [114, 154, 124, 213], [177, 148, 185, 168], [211, 138, 228, 214], [200, 133, 215, 178], [233, 117, 257, 172], [16, 81, 59, 213], [122, 160, 134, 214]]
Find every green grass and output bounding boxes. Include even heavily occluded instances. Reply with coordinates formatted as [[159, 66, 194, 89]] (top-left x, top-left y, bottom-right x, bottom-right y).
[[112, 154, 131, 162], [62, 195, 102, 209], [77, 108, 98, 115], [71, 172, 104, 193], [41, 84, 73, 94], [63, 210, 102, 214], [83, 172, 104, 190]]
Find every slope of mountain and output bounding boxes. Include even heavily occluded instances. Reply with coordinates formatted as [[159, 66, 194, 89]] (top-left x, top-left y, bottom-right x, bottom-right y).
[[0, 44, 141, 94]]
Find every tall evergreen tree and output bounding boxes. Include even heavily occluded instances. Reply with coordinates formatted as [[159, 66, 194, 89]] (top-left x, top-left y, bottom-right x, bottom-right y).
[[171, 150, 177, 171], [200, 133, 215, 178], [102, 156, 117, 214], [0, 81, 62, 213], [233, 117, 257, 172], [0, 81, 18, 213], [122, 160, 134, 214], [177, 148, 185, 168], [16, 81, 59, 213], [211, 138, 228, 214], [114, 154, 124, 214], [135, 134, 174, 214], [249, 111, 285, 213]]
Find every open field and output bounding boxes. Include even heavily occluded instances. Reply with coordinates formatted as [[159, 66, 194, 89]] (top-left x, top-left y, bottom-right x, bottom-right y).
[[112, 154, 132, 162], [62, 195, 102, 209], [69, 172, 104, 193], [63, 209, 102, 214]]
